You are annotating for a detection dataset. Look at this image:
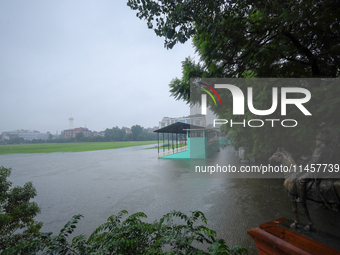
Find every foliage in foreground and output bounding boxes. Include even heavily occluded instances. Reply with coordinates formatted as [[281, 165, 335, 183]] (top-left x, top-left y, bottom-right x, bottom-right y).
[[127, 0, 340, 160], [0, 167, 42, 251], [128, 0, 340, 78], [4, 210, 247, 255], [0, 166, 247, 254]]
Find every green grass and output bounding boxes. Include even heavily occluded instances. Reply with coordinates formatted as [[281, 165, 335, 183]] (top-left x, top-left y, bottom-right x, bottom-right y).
[[0, 141, 157, 154]]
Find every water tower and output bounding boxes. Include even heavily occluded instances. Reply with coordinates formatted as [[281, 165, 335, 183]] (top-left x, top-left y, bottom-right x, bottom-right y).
[[69, 115, 74, 129]]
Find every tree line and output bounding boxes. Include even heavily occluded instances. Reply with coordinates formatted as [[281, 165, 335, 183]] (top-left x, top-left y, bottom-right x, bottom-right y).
[[128, 0, 340, 160], [1, 125, 158, 145], [103, 125, 157, 142]]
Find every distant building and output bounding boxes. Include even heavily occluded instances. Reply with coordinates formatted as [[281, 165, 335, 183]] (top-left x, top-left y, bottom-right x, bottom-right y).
[[18, 131, 49, 140], [121, 127, 131, 133], [146, 126, 158, 133], [159, 114, 206, 129], [1, 131, 17, 140], [1, 129, 49, 141], [93, 131, 105, 137], [61, 127, 92, 139]]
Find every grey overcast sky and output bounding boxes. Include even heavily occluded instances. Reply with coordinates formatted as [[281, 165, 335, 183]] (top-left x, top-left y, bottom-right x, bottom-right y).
[[0, 1, 197, 134]]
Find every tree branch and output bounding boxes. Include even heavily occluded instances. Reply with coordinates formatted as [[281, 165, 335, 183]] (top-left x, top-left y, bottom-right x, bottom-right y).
[[282, 31, 321, 76]]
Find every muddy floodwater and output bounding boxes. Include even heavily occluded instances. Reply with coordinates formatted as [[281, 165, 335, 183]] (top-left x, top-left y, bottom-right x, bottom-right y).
[[1, 145, 339, 254]]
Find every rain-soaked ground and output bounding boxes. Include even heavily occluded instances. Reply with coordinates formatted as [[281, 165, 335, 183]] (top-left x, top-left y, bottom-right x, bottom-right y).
[[1, 145, 339, 254]]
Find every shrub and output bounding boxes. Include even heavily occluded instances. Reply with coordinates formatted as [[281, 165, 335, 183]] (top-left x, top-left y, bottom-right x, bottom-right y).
[[6, 210, 247, 254], [0, 166, 42, 252], [1, 166, 247, 254]]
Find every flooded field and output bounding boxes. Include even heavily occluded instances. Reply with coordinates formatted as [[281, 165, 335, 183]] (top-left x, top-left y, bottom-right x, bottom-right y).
[[1, 145, 338, 254]]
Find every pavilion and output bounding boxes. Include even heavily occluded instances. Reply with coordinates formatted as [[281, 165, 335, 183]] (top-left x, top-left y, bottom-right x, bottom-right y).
[[153, 122, 228, 159]]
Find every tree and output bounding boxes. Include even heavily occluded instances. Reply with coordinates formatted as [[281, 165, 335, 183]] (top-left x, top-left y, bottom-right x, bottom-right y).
[[6, 137, 25, 145], [128, 0, 340, 158], [75, 132, 85, 142], [104, 127, 127, 141], [113, 127, 127, 141], [104, 128, 114, 141], [92, 135, 105, 142], [131, 125, 143, 140], [169, 57, 205, 104], [128, 0, 340, 78], [0, 166, 42, 251]]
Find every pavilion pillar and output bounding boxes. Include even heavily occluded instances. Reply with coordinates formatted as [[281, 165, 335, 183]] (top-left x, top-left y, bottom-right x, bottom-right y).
[[172, 133, 173, 152], [176, 133, 178, 149]]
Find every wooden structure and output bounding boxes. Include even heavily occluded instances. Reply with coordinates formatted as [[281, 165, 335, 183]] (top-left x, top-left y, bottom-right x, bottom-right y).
[[248, 218, 340, 255]]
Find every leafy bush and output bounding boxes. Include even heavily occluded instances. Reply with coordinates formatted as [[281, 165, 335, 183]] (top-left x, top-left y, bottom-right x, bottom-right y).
[[5, 210, 247, 255], [0, 166, 42, 251], [1, 166, 247, 254]]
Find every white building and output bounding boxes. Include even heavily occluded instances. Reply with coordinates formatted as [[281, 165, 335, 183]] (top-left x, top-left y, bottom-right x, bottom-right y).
[[1, 129, 49, 141], [159, 114, 206, 129]]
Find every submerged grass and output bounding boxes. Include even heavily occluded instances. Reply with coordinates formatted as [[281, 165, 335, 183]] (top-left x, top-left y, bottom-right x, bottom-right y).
[[0, 141, 157, 154]]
